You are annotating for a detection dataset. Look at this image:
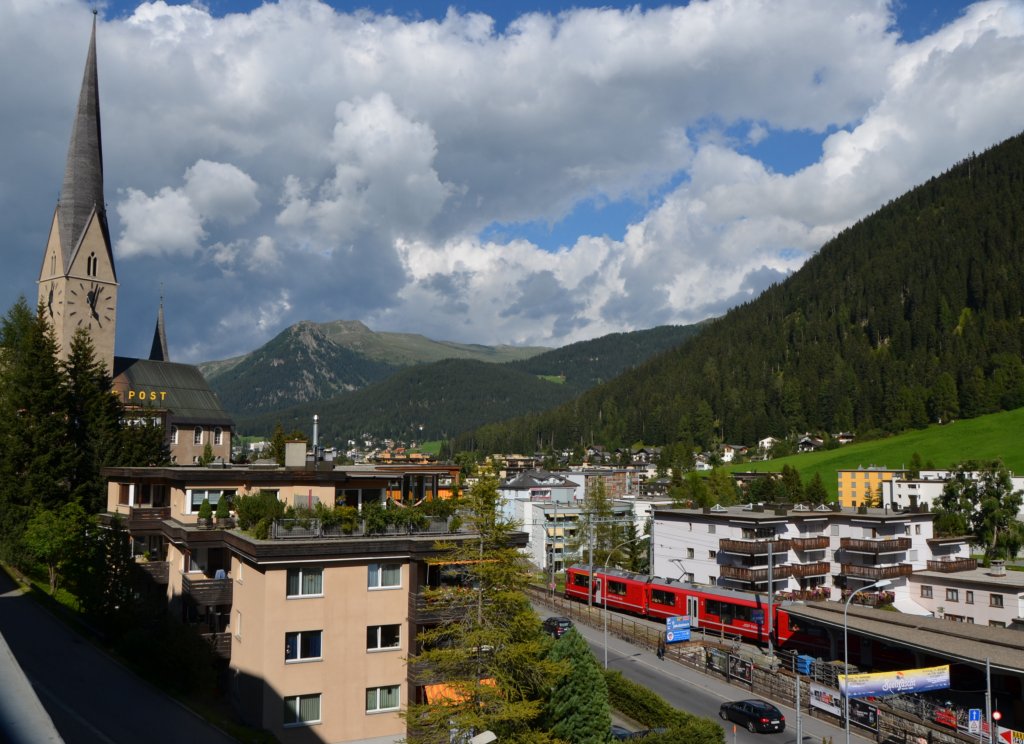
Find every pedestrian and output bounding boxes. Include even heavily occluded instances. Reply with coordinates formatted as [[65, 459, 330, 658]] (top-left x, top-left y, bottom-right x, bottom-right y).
[[657, 636, 666, 660]]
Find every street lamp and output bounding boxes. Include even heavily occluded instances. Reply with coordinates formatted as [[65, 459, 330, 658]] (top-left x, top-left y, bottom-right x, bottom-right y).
[[843, 578, 892, 744], [603, 536, 646, 669]]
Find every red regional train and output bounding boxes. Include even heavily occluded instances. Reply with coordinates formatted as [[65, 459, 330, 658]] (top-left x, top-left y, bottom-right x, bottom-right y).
[[564, 564, 803, 647]]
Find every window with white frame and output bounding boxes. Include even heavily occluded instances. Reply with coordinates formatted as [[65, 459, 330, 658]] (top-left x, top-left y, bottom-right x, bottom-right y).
[[708, 550, 717, 559], [214, 427, 223, 446], [193, 426, 203, 445], [283, 693, 321, 726], [707, 524, 716, 534], [189, 489, 234, 513], [366, 685, 400, 713], [368, 562, 401, 589], [287, 567, 323, 597], [285, 630, 323, 662], [170, 425, 178, 445], [367, 624, 401, 651]]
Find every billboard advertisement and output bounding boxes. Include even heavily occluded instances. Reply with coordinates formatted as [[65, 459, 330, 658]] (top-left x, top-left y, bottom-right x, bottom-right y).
[[809, 683, 842, 717], [666, 616, 690, 644], [850, 699, 878, 732], [839, 665, 950, 698]]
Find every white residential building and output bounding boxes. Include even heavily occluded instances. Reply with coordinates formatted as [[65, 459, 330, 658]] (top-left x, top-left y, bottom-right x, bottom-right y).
[[649, 503, 969, 614]]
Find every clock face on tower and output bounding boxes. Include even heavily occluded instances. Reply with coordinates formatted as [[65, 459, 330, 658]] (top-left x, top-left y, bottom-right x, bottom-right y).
[[67, 281, 114, 330], [43, 280, 64, 323]]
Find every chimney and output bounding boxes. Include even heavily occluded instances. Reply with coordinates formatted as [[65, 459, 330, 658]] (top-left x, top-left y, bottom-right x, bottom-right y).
[[990, 559, 1006, 577], [285, 440, 306, 468], [313, 414, 319, 450]]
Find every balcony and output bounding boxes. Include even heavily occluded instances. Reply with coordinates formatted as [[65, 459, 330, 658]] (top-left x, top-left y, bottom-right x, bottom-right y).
[[791, 536, 830, 551], [840, 537, 911, 553], [126, 506, 171, 531], [789, 561, 831, 578], [182, 574, 233, 606], [926, 558, 978, 573], [411, 587, 479, 624], [200, 632, 232, 660], [720, 565, 794, 582], [135, 560, 169, 584], [719, 538, 791, 555], [841, 563, 913, 580]]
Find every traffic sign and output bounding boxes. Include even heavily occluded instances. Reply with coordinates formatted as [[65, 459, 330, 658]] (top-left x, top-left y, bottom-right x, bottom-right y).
[[969, 708, 981, 733]]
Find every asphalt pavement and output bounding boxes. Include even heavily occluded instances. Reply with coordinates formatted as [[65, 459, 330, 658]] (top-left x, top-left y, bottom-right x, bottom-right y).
[[536, 600, 855, 744], [0, 569, 238, 744]]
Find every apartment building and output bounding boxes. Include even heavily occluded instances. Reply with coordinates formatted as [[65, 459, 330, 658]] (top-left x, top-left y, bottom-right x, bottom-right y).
[[909, 559, 1024, 627], [649, 503, 966, 612], [103, 459, 508, 744], [837, 466, 906, 508]]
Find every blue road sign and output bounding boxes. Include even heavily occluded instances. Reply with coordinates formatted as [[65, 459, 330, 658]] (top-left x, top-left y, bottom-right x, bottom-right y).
[[969, 708, 981, 733]]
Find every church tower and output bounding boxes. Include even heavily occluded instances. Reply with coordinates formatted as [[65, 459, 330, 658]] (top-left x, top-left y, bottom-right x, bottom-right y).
[[38, 13, 118, 374]]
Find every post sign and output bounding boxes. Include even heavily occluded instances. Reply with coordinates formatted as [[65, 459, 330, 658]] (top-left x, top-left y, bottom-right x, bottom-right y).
[[666, 615, 690, 643]]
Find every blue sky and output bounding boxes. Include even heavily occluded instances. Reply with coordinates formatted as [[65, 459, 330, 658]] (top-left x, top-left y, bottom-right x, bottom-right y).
[[3, 0, 1022, 362]]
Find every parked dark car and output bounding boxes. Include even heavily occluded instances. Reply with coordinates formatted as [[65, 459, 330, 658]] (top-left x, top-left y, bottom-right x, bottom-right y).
[[610, 725, 634, 740], [542, 616, 574, 638], [719, 699, 786, 733]]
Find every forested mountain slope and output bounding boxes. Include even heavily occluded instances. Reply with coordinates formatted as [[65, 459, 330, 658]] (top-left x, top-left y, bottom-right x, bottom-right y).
[[459, 133, 1024, 454], [201, 320, 549, 417], [234, 324, 703, 440]]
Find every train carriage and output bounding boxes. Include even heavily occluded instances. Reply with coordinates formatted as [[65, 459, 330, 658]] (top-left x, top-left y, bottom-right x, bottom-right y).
[[564, 564, 797, 648]]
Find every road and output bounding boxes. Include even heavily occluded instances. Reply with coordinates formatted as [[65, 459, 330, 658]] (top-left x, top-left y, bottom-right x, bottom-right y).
[[538, 602, 854, 744], [0, 569, 238, 744]]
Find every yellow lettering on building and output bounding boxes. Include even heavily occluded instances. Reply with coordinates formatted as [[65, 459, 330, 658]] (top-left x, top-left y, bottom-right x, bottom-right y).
[[125, 390, 168, 402]]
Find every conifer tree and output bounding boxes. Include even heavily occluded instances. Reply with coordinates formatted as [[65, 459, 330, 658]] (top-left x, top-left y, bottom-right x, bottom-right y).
[[64, 329, 123, 513], [405, 472, 564, 744], [0, 300, 73, 558], [544, 628, 610, 743]]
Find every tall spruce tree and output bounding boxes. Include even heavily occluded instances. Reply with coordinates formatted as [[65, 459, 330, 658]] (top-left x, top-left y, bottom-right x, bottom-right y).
[[405, 472, 564, 744], [64, 329, 123, 513], [0, 300, 73, 559], [544, 628, 610, 743]]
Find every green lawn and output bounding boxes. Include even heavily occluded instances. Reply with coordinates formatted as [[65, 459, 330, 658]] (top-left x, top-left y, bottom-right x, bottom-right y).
[[726, 408, 1024, 500]]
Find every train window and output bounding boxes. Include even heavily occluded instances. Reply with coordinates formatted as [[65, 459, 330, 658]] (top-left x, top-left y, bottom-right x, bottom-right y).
[[608, 580, 627, 596], [706, 599, 721, 616], [573, 574, 589, 588], [650, 589, 675, 607]]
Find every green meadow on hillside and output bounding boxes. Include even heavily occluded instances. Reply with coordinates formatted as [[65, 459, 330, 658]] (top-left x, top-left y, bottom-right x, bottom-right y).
[[728, 407, 1024, 501]]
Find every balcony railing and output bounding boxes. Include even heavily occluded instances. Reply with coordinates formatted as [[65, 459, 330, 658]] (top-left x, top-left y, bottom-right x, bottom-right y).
[[127, 506, 171, 529], [841, 563, 913, 580], [410, 588, 480, 623], [200, 632, 232, 660], [182, 575, 233, 606], [791, 536, 830, 551], [135, 560, 169, 584], [926, 558, 978, 573], [718, 538, 792, 555], [789, 561, 831, 578], [840, 537, 911, 553], [720, 565, 794, 582]]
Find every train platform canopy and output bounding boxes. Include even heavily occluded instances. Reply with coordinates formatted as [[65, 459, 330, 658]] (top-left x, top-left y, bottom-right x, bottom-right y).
[[786, 602, 1024, 674]]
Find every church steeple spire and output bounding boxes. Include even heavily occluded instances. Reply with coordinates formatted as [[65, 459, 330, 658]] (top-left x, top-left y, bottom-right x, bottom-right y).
[[58, 11, 107, 270], [149, 293, 170, 362]]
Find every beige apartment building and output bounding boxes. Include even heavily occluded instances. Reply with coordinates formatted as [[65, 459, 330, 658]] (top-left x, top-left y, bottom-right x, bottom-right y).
[[104, 459, 495, 744]]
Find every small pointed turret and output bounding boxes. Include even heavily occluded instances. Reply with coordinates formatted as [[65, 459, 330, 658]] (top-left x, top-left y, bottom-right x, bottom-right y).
[[149, 297, 170, 362], [58, 11, 106, 268]]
